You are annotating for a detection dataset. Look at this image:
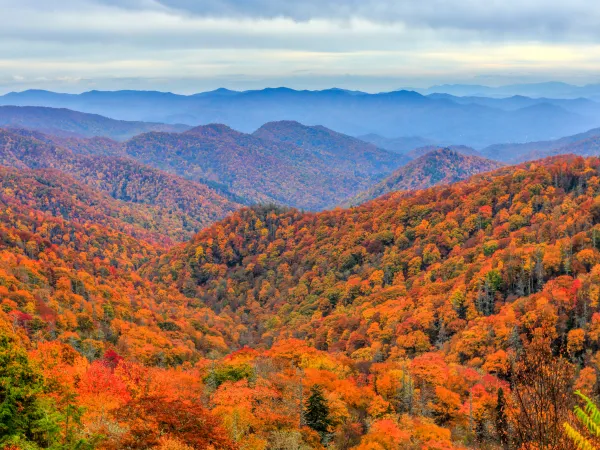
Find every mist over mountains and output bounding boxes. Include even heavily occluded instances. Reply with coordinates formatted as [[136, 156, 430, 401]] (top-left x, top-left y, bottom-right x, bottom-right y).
[[412, 81, 600, 99], [0, 105, 190, 140], [3, 86, 600, 148]]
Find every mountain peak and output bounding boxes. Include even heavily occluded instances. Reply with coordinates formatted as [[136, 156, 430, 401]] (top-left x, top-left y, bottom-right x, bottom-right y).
[[385, 89, 427, 99], [184, 123, 240, 137], [348, 147, 502, 205], [255, 120, 306, 132], [192, 88, 240, 97]]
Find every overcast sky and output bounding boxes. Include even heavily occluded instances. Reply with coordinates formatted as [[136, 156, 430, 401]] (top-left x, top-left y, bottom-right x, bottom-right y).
[[2, 0, 600, 93]]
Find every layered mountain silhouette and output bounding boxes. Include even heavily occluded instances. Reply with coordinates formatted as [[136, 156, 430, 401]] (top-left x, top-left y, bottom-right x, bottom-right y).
[[357, 133, 437, 154], [0, 116, 410, 211], [0, 105, 190, 140], [2, 89, 598, 147], [121, 121, 406, 210], [253, 120, 408, 173], [481, 126, 600, 163], [414, 81, 600, 98], [3, 92, 600, 448]]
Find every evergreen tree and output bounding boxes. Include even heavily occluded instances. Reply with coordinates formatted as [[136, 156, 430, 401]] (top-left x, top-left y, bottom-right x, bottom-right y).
[[304, 385, 331, 440]]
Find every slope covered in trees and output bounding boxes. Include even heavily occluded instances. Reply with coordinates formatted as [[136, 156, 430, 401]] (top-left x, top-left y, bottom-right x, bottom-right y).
[[0, 105, 189, 140], [123, 123, 405, 210], [0, 128, 240, 242], [6, 149, 600, 448], [253, 120, 408, 175], [9, 127, 124, 156], [137, 155, 600, 447], [348, 148, 502, 205], [0, 163, 244, 361], [0, 165, 183, 245], [0, 163, 242, 448]]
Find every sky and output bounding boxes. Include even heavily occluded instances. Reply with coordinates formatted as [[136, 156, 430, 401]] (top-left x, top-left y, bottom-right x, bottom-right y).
[[2, 0, 600, 94]]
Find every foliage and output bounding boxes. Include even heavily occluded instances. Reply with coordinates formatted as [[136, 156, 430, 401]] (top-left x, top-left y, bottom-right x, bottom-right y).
[[0, 128, 240, 244], [5, 131, 600, 449], [0, 315, 62, 449], [565, 390, 600, 450], [510, 337, 574, 449], [106, 396, 236, 449], [124, 122, 404, 210], [349, 147, 502, 205], [204, 363, 255, 389]]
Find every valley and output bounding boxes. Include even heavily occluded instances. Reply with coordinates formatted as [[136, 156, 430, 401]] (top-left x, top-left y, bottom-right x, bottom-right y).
[[2, 90, 600, 450]]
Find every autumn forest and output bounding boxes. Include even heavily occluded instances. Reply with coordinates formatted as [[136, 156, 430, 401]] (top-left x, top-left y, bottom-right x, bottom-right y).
[[4, 99, 600, 450]]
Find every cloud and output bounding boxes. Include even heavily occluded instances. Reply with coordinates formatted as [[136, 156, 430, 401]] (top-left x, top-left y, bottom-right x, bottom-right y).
[[96, 0, 600, 40], [0, 0, 599, 93]]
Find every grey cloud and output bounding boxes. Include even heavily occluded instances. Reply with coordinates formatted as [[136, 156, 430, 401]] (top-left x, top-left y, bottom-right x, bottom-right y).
[[1, 0, 600, 94], [107, 0, 600, 38], [5, 0, 600, 44]]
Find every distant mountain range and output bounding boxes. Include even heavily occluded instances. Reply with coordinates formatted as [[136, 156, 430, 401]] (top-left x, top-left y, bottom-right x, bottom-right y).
[[0, 105, 189, 140], [357, 134, 437, 154], [412, 81, 600, 99], [2, 88, 600, 147], [481, 126, 600, 163], [426, 93, 600, 118]]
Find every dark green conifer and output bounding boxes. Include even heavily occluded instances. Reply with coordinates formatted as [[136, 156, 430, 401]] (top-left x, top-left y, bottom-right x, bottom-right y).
[[304, 384, 331, 440]]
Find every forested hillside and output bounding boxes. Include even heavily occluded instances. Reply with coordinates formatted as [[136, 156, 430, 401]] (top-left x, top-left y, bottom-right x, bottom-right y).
[[348, 148, 502, 205], [253, 120, 408, 173], [135, 154, 600, 448], [0, 128, 240, 242], [3, 138, 600, 448], [122, 123, 404, 210], [6, 0, 600, 447], [9, 127, 124, 156], [0, 165, 241, 448], [405, 145, 481, 159]]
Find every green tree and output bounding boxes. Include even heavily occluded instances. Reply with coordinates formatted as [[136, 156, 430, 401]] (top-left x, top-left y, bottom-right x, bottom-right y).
[[0, 325, 62, 449], [304, 385, 331, 440], [203, 363, 255, 390]]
